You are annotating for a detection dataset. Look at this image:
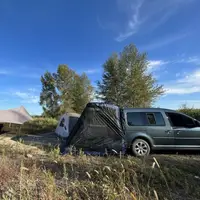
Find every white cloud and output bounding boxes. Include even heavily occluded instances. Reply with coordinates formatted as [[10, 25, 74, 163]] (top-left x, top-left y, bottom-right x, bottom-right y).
[[175, 56, 200, 65], [84, 69, 101, 74], [165, 69, 200, 95], [175, 73, 181, 77], [148, 55, 200, 73], [148, 60, 168, 71], [116, 0, 144, 42], [115, 0, 195, 41], [14, 91, 39, 104], [156, 100, 200, 110], [28, 88, 37, 92]]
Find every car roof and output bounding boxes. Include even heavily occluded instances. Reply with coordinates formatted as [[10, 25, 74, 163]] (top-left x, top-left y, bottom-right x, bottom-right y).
[[123, 107, 177, 113]]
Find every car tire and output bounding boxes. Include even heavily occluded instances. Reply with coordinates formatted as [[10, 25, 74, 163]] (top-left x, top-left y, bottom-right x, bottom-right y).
[[132, 139, 150, 157]]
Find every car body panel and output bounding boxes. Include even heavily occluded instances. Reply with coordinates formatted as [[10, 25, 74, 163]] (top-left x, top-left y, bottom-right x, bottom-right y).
[[174, 127, 200, 147]]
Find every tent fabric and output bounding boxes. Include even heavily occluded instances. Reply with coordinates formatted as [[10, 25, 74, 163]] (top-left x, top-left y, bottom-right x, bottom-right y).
[[0, 106, 32, 124], [55, 113, 80, 138], [66, 102, 125, 153]]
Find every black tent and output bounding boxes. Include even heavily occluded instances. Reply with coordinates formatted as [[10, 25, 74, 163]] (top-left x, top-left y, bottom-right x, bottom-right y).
[[65, 102, 125, 153]]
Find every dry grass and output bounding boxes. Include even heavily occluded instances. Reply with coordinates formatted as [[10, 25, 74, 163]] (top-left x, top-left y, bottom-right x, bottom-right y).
[[0, 138, 200, 200]]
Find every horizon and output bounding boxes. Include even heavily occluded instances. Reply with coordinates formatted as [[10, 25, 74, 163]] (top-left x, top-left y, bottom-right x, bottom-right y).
[[0, 0, 200, 115]]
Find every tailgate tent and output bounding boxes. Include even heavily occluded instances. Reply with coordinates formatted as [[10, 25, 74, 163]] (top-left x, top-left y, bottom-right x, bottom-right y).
[[56, 113, 80, 138], [0, 106, 32, 124], [66, 103, 125, 153]]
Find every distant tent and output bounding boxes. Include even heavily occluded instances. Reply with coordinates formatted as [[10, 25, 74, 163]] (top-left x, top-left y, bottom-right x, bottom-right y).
[[0, 106, 32, 124], [65, 103, 125, 153], [56, 113, 80, 138]]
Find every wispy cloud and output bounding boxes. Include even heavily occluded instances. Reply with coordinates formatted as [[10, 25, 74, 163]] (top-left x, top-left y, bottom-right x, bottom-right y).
[[141, 32, 188, 50], [116, 0, 144, 42], [28, 88, 37, 92], [165, 68, 200, 94], [174, 56, 200, 65], [0, 68, 41, 79], [0, 69, 11, 75], [148, 60, 168, 71], [78, 68, 101, 75], [114, 0, 195, 41], [84, 69, 101, 74], [157, 100, 200, 110], [13, 90, 39, 104]]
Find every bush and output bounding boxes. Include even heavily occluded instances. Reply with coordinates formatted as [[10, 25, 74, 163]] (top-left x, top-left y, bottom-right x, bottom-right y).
[[2, 118, 58, 135], [178, 108, 200, 120]]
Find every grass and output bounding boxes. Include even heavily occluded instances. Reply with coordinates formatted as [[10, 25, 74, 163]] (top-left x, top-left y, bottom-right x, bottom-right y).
[[1, 139, 200, 200]]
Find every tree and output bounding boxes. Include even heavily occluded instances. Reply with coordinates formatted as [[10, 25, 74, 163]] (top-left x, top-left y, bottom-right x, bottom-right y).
[[40, 72, 60, 118], [71, 73, 93, 113], [40, 65, 93, 117], [53, 65, 76, 114], [97, 44, 164, 107]]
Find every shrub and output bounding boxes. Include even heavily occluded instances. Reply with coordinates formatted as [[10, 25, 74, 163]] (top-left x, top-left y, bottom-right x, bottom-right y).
[[2, 118, 58, 135], [178, 108, 200, 120]]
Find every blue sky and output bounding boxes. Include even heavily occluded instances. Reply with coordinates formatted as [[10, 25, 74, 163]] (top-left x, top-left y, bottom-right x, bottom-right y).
[[0, 0, 200, 115]]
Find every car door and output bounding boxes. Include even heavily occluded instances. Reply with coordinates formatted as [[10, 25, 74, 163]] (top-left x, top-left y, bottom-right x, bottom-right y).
[[166, 112, 200, 148], [144, 112, 174, 147]]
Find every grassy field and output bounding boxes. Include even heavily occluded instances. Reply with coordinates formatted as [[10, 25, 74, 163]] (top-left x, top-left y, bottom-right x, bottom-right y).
[[0, 134, 200, 200]]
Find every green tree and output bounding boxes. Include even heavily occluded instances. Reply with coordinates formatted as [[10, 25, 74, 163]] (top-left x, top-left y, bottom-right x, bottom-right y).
[[40, 72, 60, 118], [54, 65, 76, 114], [97, 44, 164, 107], [71, 73, 93, 113], [40, 65, 93, 117]]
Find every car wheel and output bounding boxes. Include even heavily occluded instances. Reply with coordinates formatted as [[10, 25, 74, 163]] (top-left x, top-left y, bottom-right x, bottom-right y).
[[132, 139, 150, 157]]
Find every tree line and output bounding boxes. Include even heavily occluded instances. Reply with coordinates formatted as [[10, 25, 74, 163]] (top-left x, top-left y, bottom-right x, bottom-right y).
[[40, 44, 164, 118]]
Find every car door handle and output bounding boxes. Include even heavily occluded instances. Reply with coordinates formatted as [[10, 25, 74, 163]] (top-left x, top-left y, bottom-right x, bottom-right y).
[[176, 131, 180, 135], [165, 130, 172, 134]]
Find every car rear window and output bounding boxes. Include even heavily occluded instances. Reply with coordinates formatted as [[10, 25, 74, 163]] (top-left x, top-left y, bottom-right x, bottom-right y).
[[127, 112, 144, 126], [127, 112, 165, 126]]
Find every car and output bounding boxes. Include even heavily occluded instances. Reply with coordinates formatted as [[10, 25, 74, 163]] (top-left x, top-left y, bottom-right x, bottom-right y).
[[123, 108, 200, 156]]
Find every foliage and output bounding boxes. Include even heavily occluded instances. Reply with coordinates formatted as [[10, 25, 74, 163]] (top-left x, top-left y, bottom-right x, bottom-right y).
[[71, 73, 93, 113], [178, 104, 200, 120], [97, 44, 164, 107], [40, 71, 60, 118], [40, 65, 93, 118], [3, 118, 58, 135]]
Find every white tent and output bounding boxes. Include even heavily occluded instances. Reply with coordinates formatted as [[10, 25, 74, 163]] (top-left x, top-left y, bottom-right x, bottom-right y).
[[0, 106, 32, 124], [55, 113, 80, 138]]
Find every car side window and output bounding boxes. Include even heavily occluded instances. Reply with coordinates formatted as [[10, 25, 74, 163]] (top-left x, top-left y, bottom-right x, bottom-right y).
[[127, 112, 144, 126], [145, 112, 165, 126], [166, 112, 196, 128]]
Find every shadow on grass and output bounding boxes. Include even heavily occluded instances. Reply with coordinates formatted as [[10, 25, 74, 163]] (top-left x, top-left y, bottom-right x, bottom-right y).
[[11, 132, 64, 152]]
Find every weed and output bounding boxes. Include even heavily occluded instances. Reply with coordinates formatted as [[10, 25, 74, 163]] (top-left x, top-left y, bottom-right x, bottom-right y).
[[0, 143, 200, 199]]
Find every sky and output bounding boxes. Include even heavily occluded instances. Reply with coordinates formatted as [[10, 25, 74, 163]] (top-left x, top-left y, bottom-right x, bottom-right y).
[[0, 0, 200, 115]]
